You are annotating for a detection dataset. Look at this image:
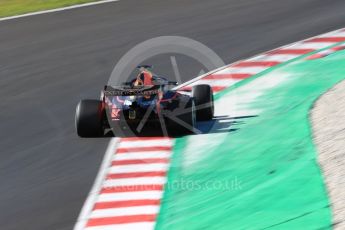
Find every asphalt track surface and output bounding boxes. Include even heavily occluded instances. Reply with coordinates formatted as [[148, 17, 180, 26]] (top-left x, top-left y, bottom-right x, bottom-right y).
[[0, 0, 345, 229]]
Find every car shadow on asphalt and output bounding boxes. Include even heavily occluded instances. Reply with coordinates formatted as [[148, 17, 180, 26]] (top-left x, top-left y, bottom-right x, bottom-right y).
[[103, 115, 258, 138]]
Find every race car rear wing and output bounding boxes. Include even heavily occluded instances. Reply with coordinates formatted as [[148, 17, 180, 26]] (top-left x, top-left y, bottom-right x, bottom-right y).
[[103, 85, 160, 97]]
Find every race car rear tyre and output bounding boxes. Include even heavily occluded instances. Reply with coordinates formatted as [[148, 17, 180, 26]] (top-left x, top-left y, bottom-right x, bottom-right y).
[[192, 84, 214, 121], [168, 99, 196, 136], [75, 100, 104, 137]]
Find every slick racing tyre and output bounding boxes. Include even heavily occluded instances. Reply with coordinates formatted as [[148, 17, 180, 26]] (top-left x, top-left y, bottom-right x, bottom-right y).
[[192, 84, 214, 121], [75, 100, 104, 137]]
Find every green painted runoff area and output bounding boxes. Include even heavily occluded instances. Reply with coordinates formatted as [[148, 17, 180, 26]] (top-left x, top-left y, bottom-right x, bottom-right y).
[[156, 49, 345, 229]]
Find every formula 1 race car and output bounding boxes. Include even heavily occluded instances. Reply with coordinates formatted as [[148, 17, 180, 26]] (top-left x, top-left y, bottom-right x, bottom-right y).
[[75, 65, 214, 137]]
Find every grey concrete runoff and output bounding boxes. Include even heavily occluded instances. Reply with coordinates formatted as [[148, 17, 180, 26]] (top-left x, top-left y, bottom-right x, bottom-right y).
[[312, 80, 345, 230]]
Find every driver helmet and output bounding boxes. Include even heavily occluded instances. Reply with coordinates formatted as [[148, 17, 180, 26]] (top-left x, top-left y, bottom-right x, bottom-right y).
[[134, 70, 153, 86]]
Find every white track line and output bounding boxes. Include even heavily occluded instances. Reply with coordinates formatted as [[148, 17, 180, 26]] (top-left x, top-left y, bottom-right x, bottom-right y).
[[0, 0, 120, 22], [97, 191, 164, 202], [187, 79, 238, 87], [103, 177, 167, 187], [108, 163, 169, 174], [247, 54, 298, 62], [217, 66, 268, 75], [318, 31, 345, 37], [89, 205, 160, 218], [118, 139, 172, 148], [74, 138, 119, 230], [288, 42, 335, 50], [113, 152, 171, 160]]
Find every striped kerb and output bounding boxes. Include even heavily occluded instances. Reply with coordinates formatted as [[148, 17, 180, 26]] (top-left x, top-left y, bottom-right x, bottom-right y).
[[85, 138, 173, 230]]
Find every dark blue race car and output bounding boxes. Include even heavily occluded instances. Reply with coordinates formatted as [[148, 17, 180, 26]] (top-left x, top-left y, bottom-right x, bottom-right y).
[[75, 66, 214, 137]]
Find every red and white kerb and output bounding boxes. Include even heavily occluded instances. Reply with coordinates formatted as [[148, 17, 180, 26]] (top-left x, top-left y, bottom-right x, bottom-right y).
[[179, 29, 345, 93], [77, 137, 173, 230]]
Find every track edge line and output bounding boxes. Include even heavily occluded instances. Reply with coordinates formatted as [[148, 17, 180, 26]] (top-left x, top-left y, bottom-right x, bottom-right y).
[[74, 138, 119, 230]]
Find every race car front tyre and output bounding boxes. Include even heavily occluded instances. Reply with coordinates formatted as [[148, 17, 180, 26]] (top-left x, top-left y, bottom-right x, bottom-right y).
[[75, 100, 104, 137], [192, 84, 214, 121]]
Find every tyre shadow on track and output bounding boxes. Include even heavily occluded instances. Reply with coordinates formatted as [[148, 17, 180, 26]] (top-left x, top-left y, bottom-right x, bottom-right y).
[[197, 115, 258, 135], [102, 115, 258, 138]]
